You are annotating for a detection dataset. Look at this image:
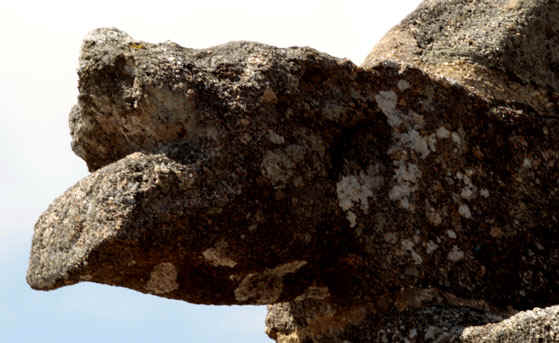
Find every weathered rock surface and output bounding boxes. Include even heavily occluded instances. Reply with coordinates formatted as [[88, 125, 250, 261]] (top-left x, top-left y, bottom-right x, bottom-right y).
[[266, 301, 559, 342], [462, 305, 559, 343], [265, 0, 559, 341], [27, 0, 558, 341], [363, 0, 559, 118], [29, 28, 389, 304]]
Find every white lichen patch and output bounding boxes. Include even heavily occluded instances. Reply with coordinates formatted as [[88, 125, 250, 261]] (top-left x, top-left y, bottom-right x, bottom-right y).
[[446, 230, 457, 239], [453, 168, 487, 214], [145, 262, 179, 295], [435, 126, 465, 151], [448, 246, 465, 262], [436, 126, 451, 139], [426, 240, 439, 254], [427, 133, 438, 153], [460, 187, 475, 200], [398, 79, 411, 91], [336, 164, 384, 227], [451, 132, 462, 145], [346, 211, 357, 228], [202, 240, 237, 268], [389, 161, 422, 211], [458, 204, 472, 219], [234, 260, 307, 304], [383, 107, 433, 160], [375, 91, 399, 126], [337, 176, 371, 211], [401, 239, 423, 265], [390, 129, 431, 159], [375, 89, 445, 212]]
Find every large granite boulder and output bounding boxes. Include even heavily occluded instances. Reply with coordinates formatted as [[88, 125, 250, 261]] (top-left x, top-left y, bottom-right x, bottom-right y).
[[27, 0, 558, 341]]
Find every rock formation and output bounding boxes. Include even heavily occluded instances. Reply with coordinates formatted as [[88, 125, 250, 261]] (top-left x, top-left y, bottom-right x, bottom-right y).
[[27, 0, 558, 341], [266, 302, 559, 342]]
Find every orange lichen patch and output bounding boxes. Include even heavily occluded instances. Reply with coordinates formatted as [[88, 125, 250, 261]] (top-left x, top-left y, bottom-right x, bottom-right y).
[[129, 42, 145, 50]]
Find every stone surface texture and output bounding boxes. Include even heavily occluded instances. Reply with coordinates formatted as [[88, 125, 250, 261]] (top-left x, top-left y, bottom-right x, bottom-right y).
[[266, 302, 559, 343], [461, 305, 559, 343], [27, 0, 558, 342], [363, 0, 559, 118]]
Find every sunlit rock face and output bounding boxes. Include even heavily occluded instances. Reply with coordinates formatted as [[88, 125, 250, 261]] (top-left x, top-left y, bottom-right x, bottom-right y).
[[27, 0, 558, 341]]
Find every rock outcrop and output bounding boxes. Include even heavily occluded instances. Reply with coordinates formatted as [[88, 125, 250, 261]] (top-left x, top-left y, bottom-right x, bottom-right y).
[[363, 0, 559, 117], [27, 0, 558, 341], [266, 302, 559, 342]]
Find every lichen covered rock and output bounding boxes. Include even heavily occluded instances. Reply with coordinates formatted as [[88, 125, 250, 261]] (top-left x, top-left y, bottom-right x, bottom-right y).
[[266, 301, 559, 342], [363, 0, 559, 117], [27, 0, 559, 341], [28, 26, 558, 308]]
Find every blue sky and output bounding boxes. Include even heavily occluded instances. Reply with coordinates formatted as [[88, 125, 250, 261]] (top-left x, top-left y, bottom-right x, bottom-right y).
[[0, 1, 421, 341]]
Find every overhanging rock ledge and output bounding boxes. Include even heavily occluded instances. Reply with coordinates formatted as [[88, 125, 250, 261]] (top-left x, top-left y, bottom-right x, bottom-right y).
[[27, 0, 558, 342]]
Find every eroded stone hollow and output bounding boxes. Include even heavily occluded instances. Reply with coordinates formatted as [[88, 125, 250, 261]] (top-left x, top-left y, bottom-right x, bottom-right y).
[[27, 0, 558, 342]]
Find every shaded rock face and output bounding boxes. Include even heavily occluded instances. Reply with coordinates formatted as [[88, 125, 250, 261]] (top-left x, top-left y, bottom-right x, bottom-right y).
[[27, 0, 558, 342]]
